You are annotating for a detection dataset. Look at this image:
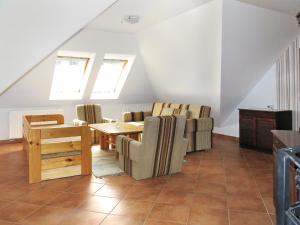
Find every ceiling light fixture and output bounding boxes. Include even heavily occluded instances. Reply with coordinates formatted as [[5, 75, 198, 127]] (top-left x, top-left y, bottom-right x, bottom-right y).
[[122, 15, 140, 24]]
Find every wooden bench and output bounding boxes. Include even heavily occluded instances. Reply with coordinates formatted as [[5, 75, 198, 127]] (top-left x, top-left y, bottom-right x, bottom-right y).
[[23, 114, 91, 184]]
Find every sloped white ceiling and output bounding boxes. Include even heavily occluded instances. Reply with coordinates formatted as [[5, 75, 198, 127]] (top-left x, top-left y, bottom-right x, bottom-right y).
[[0, 0, 117, 95], [220, 0, 300, 123], [238, 0, 300, 16], [0, 29, 156, 108], [88, 0, 212, 33]]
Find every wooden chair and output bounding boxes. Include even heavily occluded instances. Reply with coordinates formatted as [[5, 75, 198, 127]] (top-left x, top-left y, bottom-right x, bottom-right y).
[[23, 114, 91, 184]]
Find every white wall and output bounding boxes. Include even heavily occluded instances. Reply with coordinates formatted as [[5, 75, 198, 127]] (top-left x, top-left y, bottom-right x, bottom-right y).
[[220, 0, 300, 123], [137, 0, 223, 122], [215, 64, 277, 137], [0, 0, 116, 95], [0, 103, 152, 140]]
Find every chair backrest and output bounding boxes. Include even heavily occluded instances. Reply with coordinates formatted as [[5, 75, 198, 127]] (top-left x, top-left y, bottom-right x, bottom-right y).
[[76, 104, 103, 124], [141, 115, 186, 177], [151, 102, 211, 119]]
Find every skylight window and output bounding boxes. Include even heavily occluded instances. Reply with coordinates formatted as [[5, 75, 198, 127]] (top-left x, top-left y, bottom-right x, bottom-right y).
[[90, 54, 135, 99], [50, 51, 95, 100]]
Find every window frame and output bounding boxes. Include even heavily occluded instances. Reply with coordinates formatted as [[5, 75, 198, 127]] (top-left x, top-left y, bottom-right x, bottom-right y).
[[90, 54, 135, 100], [49, 51, 95, 100]]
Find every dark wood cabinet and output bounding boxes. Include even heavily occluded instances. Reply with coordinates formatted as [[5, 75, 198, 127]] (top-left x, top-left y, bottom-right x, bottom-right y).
[[239, 109, 292, 150]]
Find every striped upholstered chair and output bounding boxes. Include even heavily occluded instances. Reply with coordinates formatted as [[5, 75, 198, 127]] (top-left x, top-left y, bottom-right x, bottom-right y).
[[122, 102, 213, 152], [73, 104, 115, 144], [116, 115, 188, 180]]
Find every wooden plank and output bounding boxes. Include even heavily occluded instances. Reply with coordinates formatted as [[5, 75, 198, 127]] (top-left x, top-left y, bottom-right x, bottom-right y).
[[42, 165, 81, 181], [100, 132, 109, 150], [25, 114, 64, 124], [28, 129, 41, 184], [41, 141, 81, 154], [41, 126, 82, 139], [41, 155, 81, 170], [81, 126, 92, 175]]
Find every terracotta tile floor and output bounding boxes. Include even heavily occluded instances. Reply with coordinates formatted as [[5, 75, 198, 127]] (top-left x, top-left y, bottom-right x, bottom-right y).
[[0, 137, 275, 225]]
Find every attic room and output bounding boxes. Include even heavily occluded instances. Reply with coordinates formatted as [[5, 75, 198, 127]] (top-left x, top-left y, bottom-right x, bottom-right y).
[[0, 0, 300, 224]]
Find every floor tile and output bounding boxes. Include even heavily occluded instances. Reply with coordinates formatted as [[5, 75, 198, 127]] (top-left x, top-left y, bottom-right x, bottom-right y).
[[148, 203, 190, 223], [100, 214, 144, 225], [195, 182, 226, 195], [16, 189, 60, 205], [0, 187, 29, 201], [21, 206, 72, 225], [163, 178, 196, 192], [95, 184, 131, 198], [263, 197, 275, 214], [0, 220, 14, 225], [102, 176, 135, 186], [59, 210, 106, 225], [229, 211, 272, 225], [65, 182, 103, 194], [111, 200, 153, 219], [189, 207, 228, 225], [125, 185, 160, 202], [227, 195, 266, 213], [144, 221, 184, 225], [47, 192, 91, 209], [79, 195, 120, 213], [192, 193, 227, 210], [0, 202, 41, 222], [156, 190, 194, 205]]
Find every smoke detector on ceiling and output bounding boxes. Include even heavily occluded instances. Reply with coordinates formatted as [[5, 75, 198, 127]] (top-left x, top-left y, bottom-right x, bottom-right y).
[[122, 15, 140, 24], [297, 12, 300, 26]]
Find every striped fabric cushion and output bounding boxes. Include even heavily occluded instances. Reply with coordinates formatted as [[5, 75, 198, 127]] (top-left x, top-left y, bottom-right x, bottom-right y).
[[152, 116, 177, 177], [130, 111, 150, 122], [173, 108, 181, 115], [120, 137, 133, 176], [200, 106, 211, 117], [173, 109, 190, 118], [83, 104, 97, 124], [160, 108, 174, 116], [131, 112, 144, 122]]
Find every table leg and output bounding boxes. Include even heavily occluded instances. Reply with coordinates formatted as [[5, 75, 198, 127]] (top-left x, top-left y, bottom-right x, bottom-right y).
[[100, 132, 109, 150], [110, 135, 117, 149], [129, 133, 139, 141]]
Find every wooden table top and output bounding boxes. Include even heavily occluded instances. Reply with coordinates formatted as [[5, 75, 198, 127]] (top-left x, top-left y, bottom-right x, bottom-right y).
[[89, 122, 144, 135], [271, 130, 300, 147]]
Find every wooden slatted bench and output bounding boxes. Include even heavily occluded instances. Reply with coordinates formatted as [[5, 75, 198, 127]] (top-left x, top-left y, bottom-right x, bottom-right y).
[[23, 114, 91, 184]]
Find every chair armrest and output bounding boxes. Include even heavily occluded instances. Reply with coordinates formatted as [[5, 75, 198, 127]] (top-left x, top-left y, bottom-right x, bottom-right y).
[[185, 119, 196, 132], [143, 111, 152, 118], [181, 138, 189, 156], [103, 117, 116, 123], [73, 119, 88, 126], [196, 117, 214, 131], [116, 135, 142, 162]]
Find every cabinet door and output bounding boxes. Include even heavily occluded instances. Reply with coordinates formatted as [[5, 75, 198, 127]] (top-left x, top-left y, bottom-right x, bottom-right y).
[[256, 118, 275, 150], [240, 117, 255, 146]]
